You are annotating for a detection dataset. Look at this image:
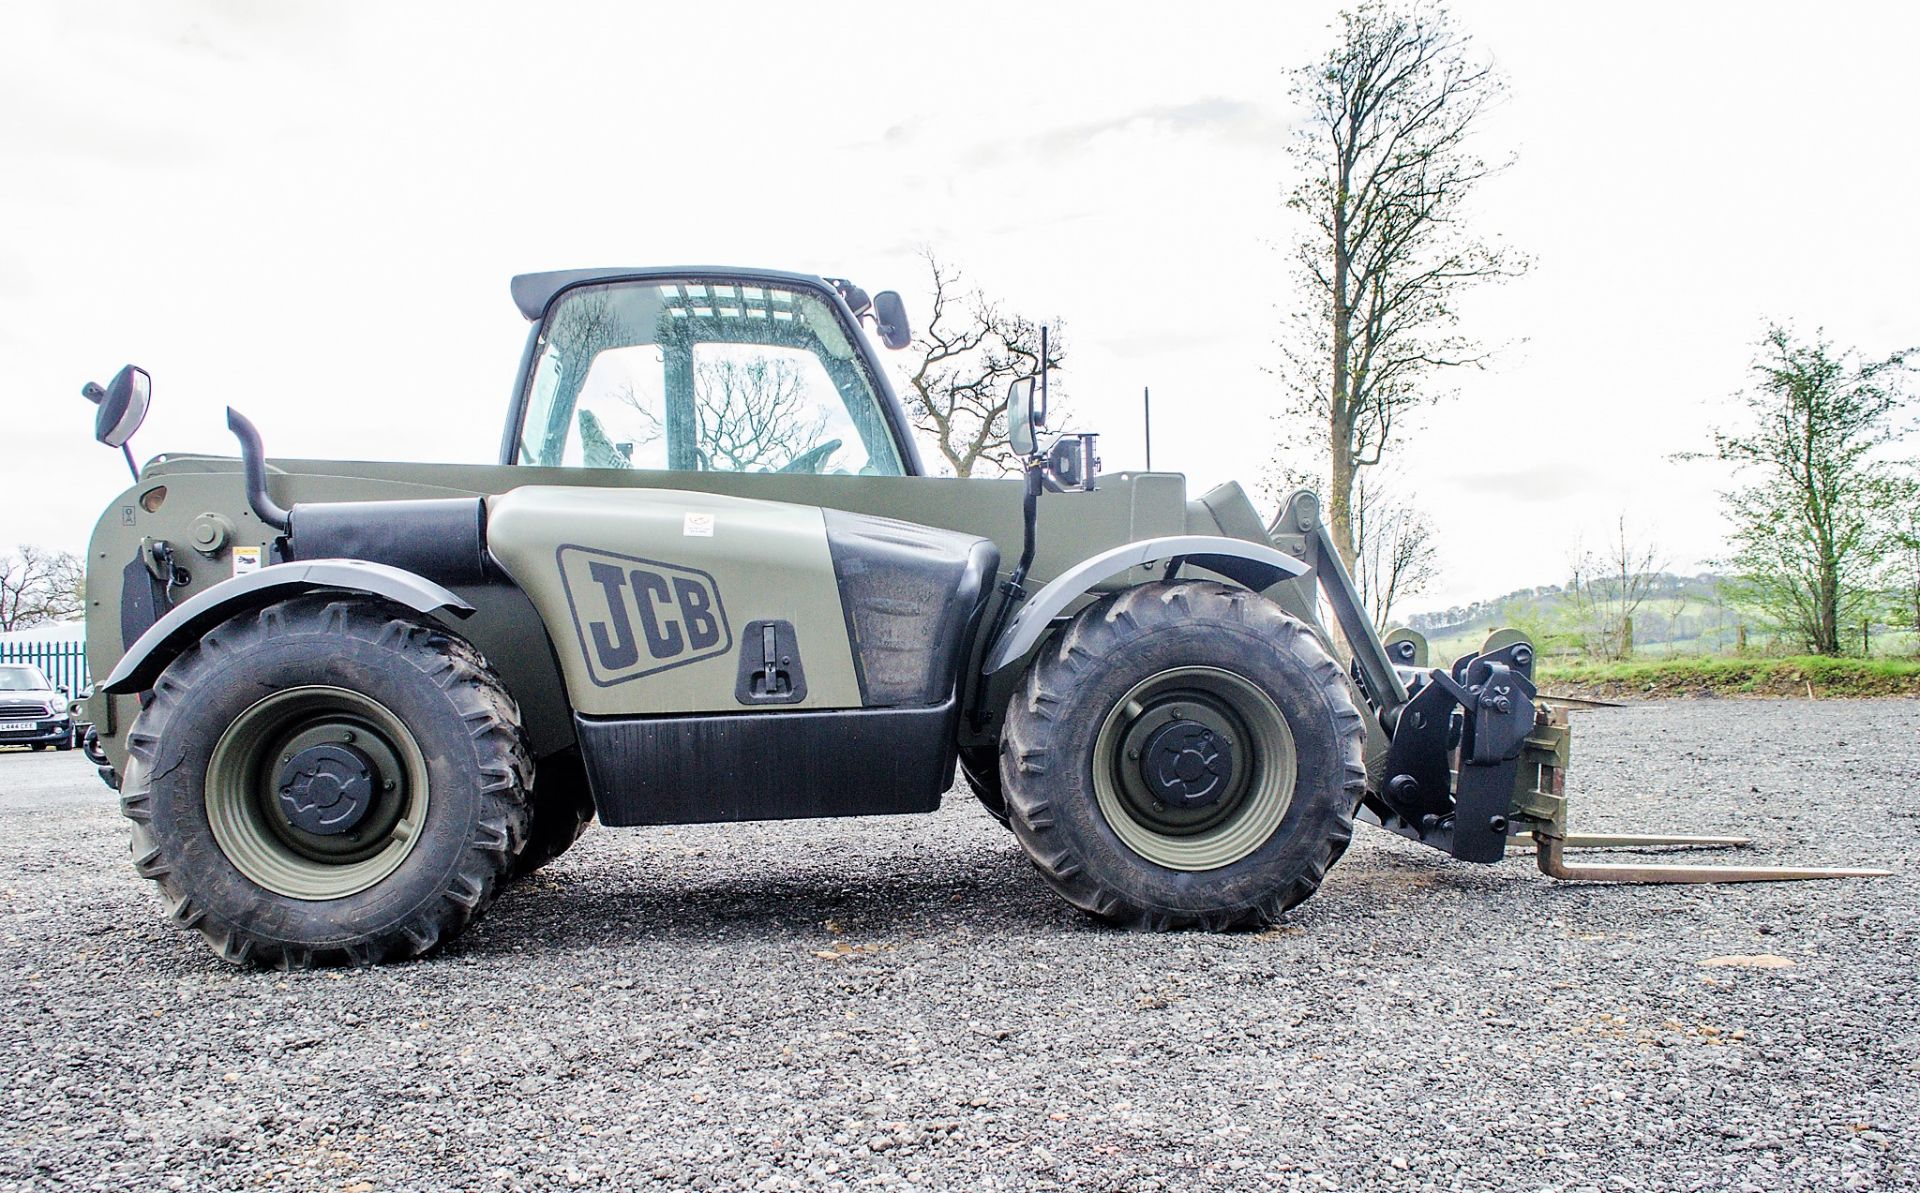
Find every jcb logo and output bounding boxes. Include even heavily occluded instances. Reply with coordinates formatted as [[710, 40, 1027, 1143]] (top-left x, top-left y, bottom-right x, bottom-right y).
[[558, 545, 733, 686]]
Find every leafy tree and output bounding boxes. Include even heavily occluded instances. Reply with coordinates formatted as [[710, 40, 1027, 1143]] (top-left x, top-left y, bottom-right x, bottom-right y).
[[1493, 595, 1573, 658], [0, 546, 84, 632], [1280, 0, 1526, 565], [1701, 325, 1912, 655], [1884, 476, 1920, 653], [899, 251, 1066, 477]]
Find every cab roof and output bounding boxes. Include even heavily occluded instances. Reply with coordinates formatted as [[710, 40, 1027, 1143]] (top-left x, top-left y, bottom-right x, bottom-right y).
[[510, 267, 839, 322]]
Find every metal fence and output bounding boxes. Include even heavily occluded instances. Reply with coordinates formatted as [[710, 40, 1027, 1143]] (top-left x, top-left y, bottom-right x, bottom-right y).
[[0, 640, 90, 693]]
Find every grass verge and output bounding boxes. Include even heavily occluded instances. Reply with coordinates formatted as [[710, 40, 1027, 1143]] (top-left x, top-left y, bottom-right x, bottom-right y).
[[1539, 655, 1920, 700]]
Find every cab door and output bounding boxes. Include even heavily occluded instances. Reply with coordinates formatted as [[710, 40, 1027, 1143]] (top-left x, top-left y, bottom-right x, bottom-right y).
[[511, 274, 914, 483]]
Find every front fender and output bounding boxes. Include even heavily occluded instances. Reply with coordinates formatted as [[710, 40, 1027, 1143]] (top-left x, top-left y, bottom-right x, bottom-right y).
[[982, 535, 1310, 673], [101, 559, 476, 694]]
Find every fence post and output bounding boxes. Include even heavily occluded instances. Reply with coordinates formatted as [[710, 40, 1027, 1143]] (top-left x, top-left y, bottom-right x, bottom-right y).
[[0, 639, 90, 693]]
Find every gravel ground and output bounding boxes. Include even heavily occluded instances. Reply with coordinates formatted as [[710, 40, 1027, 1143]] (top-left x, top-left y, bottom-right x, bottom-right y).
[[1, 699, 1915, 1192]]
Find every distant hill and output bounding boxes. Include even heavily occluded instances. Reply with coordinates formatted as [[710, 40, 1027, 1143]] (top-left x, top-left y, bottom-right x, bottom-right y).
[[1402, 573, 1744, 661]]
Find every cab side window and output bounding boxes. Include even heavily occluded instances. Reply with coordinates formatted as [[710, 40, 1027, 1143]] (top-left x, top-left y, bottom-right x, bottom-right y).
[[517, 280, 904, 476]]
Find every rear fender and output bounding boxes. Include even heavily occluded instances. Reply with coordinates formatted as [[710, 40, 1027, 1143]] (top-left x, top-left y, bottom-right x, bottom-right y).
[[983, 535, 1309, 673], [101, 560, 475, 694]]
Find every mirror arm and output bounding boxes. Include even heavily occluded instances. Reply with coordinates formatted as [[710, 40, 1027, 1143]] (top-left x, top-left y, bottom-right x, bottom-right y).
[[968, 460, 1046, 732], [1013, 458, 1043, 589]]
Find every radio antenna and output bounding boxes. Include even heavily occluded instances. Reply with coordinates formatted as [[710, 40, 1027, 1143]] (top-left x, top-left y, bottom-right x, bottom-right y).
[[1143, 386, 1152, 471], [1039, 325, 1050, 414]]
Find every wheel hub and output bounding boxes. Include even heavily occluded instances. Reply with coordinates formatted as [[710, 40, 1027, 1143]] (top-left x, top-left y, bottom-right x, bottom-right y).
[[275, 743, 377, 835], [1139, 720, 1235, 809], [1093, 667, 1299, 871]]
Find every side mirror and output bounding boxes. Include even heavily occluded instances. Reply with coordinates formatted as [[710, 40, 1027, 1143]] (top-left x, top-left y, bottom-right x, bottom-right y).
[[1007, 377, 1046, 458], [872, 290, 911, 350], [85, 365, 151, 449], [1043, 434, 1101, 493]]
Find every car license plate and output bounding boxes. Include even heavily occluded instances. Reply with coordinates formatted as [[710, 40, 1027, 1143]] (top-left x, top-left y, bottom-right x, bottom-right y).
[[0, 721, 36, 732]]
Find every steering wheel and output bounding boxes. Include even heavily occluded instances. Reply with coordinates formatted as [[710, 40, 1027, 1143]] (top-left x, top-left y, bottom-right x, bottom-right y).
[[777, 439, 842, 475]]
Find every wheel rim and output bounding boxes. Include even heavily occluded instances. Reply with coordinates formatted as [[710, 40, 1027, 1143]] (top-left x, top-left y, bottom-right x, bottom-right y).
[[1092, 666, 1297, 871], [205, 686, 430, 900]]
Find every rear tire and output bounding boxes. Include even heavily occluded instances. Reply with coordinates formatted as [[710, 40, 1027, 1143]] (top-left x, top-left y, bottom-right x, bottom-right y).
[[119, 595, 532, 967], [1001, 581, 1364, 931]]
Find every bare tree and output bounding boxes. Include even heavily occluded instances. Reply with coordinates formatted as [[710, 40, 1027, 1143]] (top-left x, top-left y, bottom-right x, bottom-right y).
[[0, 546, 84, 632], [689, 356, 829, 471], [900, 251, 1066, 477], [1350, 473, 1438, 628], [1565, 516, 1661, 661], [1280, 1, 1527, 565], [1696, 325, 1912, 655], [1660, 589, 1693, 656], [530, 290, 644, 465], [615, 356, 832, 472]]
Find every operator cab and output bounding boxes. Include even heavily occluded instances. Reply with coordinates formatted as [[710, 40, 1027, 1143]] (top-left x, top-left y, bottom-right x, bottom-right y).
[[505, 268, 923, 477]]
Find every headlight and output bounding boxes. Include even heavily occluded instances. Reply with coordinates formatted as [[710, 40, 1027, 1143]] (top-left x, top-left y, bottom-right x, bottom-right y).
[[49, 695, 68, 714]]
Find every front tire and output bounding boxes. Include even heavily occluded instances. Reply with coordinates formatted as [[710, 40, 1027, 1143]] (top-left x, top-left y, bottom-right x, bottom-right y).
[[119, 595, 532, 967], [510, 747, 596, 879], [958, 744, 1009, 827], [1001, 581, 1365, 931]]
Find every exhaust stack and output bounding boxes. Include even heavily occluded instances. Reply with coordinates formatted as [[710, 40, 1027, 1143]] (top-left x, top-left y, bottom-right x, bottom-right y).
[[226, 407, 291, 533]]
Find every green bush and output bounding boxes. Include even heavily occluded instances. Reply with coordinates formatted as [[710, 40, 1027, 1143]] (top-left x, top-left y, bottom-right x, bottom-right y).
[[1538, 655, 1920, 698]]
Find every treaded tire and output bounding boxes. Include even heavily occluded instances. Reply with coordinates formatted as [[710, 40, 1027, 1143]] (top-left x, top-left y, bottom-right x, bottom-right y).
[[1001, 581, 1365, 931], [511, 747, 596, 879], [958, 744, 1010, 827], [118, 595, 532, 968]]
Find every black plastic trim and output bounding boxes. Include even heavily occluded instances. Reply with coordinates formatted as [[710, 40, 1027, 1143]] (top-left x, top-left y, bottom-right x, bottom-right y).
[[119, 555, 167, 651], [821, 509, 999, 708], [734, 619, 808, 705], [287, 498, 490, 586], [576, 698, 957, 826]]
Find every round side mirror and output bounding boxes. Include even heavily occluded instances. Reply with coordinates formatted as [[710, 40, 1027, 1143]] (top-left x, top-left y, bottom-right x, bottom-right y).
[[871, 290, 911, 350], [89, 365, 151, 448], [1007, 377, 1038, 458]]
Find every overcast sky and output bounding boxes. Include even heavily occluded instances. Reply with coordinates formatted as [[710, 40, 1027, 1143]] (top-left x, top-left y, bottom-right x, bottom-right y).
[[4, 0, 1915, 612]]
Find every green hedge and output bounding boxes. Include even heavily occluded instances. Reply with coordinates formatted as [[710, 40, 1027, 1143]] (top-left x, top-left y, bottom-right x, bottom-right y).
[[1539, 656, 1920, 699]]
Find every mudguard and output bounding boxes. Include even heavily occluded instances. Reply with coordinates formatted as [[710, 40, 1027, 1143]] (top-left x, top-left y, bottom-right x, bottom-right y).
[[983, 535, 1311, 673], [101, 559, 476, 694]]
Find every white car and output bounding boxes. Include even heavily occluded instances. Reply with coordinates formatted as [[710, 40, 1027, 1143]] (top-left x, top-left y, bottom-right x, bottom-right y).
[[0, 664, 76, 751]]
